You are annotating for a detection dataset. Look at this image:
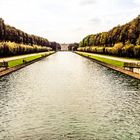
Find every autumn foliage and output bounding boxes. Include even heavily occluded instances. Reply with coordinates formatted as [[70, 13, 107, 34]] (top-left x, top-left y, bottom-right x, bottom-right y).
[[0, 18, 61, 55], [0, 42, 52, 56], [78, 16, 140, 58]]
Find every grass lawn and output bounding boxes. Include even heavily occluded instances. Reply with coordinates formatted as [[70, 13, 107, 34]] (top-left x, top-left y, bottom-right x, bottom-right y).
[[8, 52, 54, 68], [76, 51, 124, 67]]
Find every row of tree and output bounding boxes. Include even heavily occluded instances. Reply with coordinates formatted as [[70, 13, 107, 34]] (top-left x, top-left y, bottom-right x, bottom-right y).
[[0, 41, 52, 56], [79, 15, 140, 47], [77, 42, 140, 58], [48, 42, 61, 51], [68, 43, 79, 51], [0, 18, 61, 51]]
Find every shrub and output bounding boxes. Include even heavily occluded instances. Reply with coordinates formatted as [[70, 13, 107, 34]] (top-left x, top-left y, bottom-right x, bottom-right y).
[[122, 43, 135, 57], [136, 35, 140, 45], [77, 43, 138, 58], [96, 47, 105, 54], [85, 47, 90, 52], [112, 42, 124, 56], [90, 47, 97, 53], [0, 43, 4, 55], [77, 47, 82, 51], [134, 45, 140, 58], [105, 47, 113, 55], [0, 41, 52, 57]]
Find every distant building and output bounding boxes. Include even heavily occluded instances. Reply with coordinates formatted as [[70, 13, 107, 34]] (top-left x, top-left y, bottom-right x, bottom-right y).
[[60, 44, 69, 51]]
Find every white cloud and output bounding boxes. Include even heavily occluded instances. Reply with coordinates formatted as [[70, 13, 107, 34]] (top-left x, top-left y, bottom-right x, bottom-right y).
[[133, 0, 140, 5], [0, 0, 139, 43], [79, 0, 96, 5]]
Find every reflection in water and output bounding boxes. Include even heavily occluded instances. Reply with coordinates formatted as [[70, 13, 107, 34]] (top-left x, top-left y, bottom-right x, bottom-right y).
[[0, 52, 140, 140]]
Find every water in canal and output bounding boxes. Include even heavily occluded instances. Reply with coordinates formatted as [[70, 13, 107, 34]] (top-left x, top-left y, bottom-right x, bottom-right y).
[[0, 52, 140, 140]]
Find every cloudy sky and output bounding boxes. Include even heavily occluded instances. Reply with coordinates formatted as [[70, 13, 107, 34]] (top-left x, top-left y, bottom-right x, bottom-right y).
[[0, 0, 139, 43]]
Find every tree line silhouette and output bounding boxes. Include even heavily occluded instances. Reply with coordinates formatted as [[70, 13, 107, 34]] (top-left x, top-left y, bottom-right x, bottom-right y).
[[0, 18, 61, 56], [78, 15, 140, 58], [68, 43, 79, 51]]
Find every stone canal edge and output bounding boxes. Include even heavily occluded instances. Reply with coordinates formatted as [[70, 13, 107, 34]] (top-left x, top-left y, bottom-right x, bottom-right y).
[[75, 51, 140, 80]]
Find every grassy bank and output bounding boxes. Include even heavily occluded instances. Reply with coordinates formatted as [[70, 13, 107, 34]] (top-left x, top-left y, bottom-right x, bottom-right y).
[[75, 51, 140, 80], [0, 51, 55, 68], [76, 51, 125, 67]]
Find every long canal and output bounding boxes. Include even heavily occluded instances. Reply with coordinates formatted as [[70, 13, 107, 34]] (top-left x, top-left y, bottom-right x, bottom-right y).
[[0, 52, 140, 140]]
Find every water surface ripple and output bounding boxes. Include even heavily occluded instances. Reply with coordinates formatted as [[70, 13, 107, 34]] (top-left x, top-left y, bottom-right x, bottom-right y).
[[0, 52, 140, 140]]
